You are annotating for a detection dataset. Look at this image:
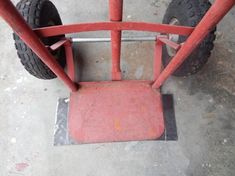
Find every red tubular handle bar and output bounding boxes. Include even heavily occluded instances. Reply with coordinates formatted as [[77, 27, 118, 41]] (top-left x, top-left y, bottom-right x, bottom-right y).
[[109, 0, 123, 80], [0, 0, 234, 91]]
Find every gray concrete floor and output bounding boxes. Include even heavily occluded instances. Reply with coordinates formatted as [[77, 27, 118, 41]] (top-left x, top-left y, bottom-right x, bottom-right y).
[[0, 0, 235, 175]]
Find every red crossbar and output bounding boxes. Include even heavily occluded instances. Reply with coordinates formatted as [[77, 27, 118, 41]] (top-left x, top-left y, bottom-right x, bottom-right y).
[[33, 22, 194, 38]]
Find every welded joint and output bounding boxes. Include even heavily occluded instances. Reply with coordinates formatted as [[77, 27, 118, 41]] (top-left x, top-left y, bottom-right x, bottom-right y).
[[112, 71, 122, 81]]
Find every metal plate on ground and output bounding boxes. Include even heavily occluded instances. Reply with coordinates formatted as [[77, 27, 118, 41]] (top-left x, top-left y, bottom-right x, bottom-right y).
[[54, 94, 177, 146], [54, 98, 76, 145]]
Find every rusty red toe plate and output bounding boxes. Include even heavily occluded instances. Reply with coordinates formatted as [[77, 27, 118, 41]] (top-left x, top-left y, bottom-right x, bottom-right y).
[[68, 81, 165, 143]]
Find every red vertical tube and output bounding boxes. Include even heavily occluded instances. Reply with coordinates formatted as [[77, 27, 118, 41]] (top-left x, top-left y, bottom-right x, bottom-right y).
[[109, 0, 123, 80], [0, 0, 78, 92], [152, 0, 235, 89], [64, 41, 75, 82], [153, 39, 163, 81]]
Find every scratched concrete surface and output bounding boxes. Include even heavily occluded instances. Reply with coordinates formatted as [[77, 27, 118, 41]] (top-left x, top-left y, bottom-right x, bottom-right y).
[[0, 0, 235, 176]]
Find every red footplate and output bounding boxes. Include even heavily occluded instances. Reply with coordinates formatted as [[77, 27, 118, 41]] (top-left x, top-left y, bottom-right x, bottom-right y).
[[68, 81, 165, 143]]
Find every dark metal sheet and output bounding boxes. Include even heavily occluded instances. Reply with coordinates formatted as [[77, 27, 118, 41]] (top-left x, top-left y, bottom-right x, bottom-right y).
[[54, 95, 177, 146]]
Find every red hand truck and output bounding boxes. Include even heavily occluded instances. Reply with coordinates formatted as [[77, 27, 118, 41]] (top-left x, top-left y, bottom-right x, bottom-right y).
[[0, 0, 234, 144]]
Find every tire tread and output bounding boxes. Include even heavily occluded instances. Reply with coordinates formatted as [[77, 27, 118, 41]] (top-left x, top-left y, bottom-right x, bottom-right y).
[[13, 0, 63, 79]]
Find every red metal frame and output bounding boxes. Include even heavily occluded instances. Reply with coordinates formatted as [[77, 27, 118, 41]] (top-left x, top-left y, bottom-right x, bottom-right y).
[[0, 0, 233, 90], [0, 0, 234, 143]]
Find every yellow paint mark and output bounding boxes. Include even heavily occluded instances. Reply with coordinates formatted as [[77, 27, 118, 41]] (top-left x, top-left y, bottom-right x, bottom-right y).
[[148, 128, 156, 137], [114, 119, 121, 131], [140, 105, 147, 113]]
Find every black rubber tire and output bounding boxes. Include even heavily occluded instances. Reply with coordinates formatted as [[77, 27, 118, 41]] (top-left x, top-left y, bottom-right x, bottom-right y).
[[13, 0, 65, 79], [162, 0, 216, 76]]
